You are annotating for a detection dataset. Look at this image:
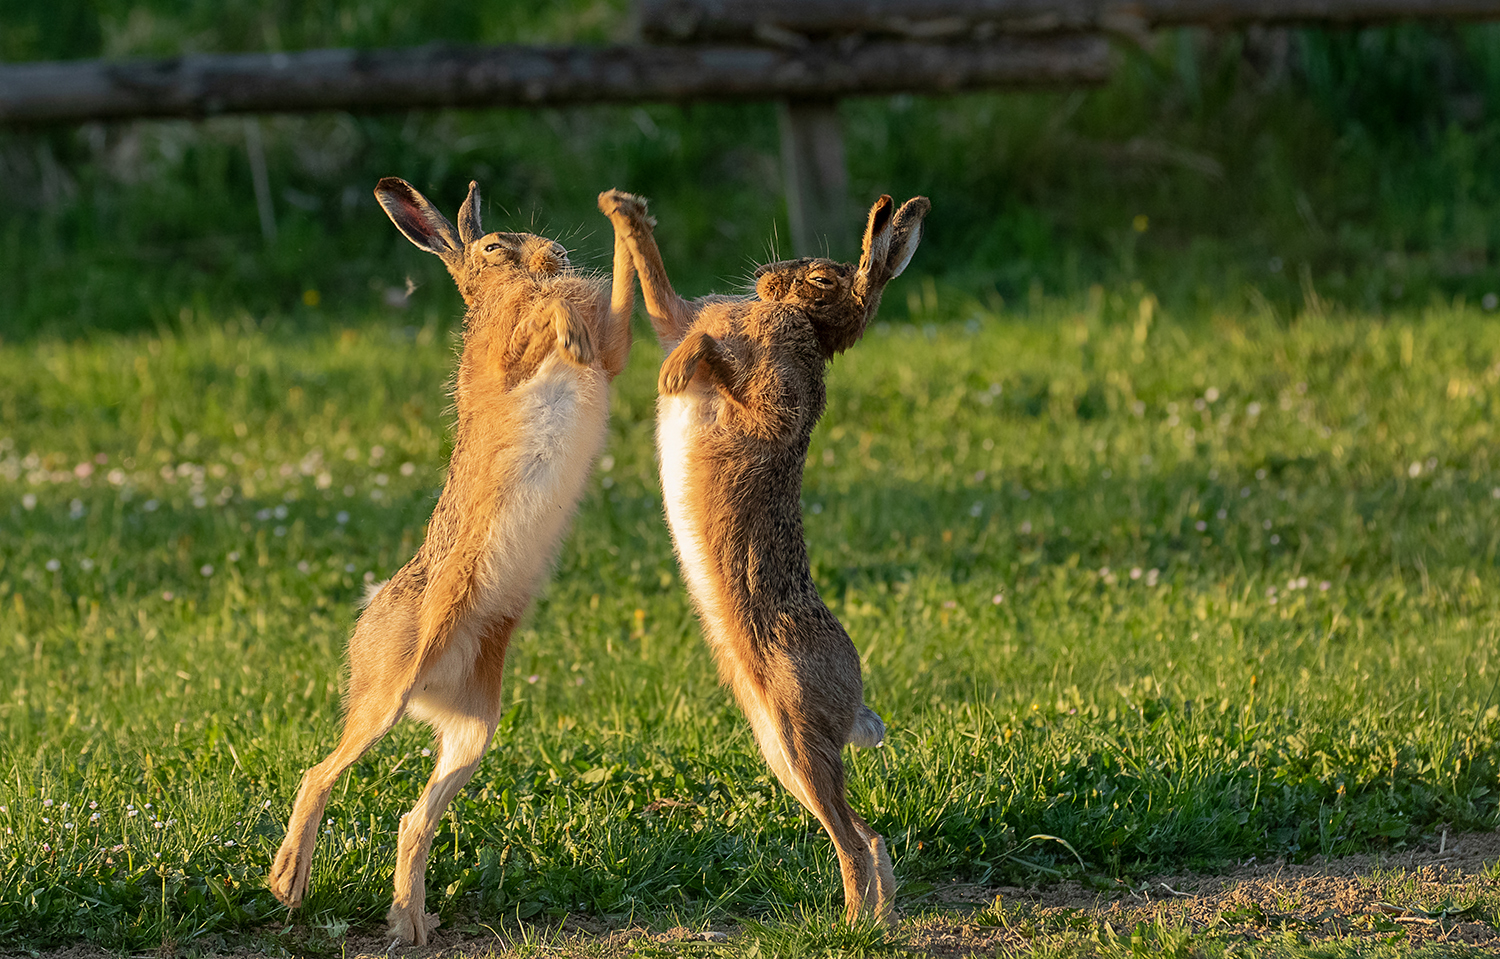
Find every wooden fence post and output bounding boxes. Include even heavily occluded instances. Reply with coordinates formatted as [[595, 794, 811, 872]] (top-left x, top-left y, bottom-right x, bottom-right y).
[[777, 99, 850, 258]]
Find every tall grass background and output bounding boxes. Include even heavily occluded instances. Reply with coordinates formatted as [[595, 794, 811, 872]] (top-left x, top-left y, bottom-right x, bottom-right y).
[[3, 2, 1500, 336]]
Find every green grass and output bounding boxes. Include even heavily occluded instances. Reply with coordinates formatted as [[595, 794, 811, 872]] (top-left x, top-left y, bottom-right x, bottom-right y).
[[2, 291, 1500, 953]]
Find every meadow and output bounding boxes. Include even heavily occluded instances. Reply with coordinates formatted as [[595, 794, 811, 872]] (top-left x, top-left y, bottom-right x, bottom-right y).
[[3, 289, 1500, 956]]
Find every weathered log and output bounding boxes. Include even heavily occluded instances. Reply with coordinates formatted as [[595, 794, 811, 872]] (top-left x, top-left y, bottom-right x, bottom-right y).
[[0, 36, 1110, 124], [640, 0, 1500, 43]]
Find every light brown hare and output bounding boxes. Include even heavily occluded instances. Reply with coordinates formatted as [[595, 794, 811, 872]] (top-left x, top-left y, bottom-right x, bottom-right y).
[[267, 178, 636, 945], [599, 190, 929, 923]]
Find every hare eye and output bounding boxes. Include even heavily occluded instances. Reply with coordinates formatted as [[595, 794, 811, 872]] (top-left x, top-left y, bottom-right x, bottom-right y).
[[808, 275, 834, 288], [484, 242, 502, 253]]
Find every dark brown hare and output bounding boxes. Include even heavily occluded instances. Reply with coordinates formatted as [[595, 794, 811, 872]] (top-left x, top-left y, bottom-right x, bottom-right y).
[[268, 179, 636, 945], [600, 189, 929, 923]]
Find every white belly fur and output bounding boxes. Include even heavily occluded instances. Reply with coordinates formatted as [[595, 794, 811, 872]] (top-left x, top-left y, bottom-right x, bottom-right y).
[[657, 390, 727, 641], [409, 355, 609, 721]]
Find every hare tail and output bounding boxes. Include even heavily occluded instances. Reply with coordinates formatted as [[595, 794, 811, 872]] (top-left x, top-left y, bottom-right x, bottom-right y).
[[849, 706, 886, 749]]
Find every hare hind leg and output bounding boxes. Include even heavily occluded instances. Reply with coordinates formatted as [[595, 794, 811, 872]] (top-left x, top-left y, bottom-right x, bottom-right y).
[[269, 680, 408, 909], [742, 695, 890, 924], [386, 627, 510, 946]]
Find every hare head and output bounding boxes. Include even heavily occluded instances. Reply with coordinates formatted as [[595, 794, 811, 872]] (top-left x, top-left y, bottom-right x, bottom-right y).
[[375, 177, 571, 304], [754, 194, 929, 357]]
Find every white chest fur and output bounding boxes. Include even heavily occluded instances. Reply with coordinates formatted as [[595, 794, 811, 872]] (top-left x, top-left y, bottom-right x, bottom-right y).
[[474, 355, 610, 621]]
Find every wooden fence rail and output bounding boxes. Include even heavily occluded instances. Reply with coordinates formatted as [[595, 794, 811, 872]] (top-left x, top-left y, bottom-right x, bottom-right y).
[[641, 0, 1500, 43], [0, 37, 1108, 125]]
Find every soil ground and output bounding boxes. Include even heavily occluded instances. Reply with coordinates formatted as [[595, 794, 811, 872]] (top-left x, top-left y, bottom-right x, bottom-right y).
[[10, 832, 1500, 958]]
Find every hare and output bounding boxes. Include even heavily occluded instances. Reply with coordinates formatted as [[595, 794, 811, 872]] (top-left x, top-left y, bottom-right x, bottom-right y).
[[268, 178, 637, 945], [599, 190, 929, 923]]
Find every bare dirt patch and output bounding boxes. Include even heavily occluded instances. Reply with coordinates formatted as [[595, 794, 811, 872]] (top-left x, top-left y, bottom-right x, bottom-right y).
[[906, 830, 1500, 956]]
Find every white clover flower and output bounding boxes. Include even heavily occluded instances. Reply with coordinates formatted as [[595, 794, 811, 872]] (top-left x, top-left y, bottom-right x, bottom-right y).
[[336, 511, 350, 524], [201, 564, 214, 577], [1195, 521, 1207, 532], [1129, 567, 1142, 580], [45, 559, 60, 572]]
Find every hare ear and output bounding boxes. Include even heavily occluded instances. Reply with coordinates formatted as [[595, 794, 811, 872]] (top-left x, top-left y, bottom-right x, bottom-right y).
[[884, 196, 930, 280], [854, 195, 895, 291], [457, 180, 482, 246], [374, 177, 462, 263]]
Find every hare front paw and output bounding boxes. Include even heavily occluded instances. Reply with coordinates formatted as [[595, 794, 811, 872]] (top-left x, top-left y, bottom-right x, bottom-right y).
[[598, 189, 655, 229], [553, 301, 596, 368], [658, 339, 703, 395]]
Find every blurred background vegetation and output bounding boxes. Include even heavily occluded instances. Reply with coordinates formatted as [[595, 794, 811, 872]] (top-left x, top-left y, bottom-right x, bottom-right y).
[[3, 0, 1500, 338]]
